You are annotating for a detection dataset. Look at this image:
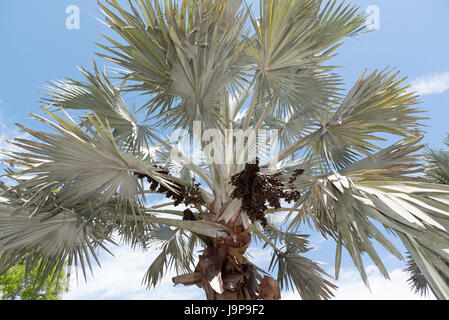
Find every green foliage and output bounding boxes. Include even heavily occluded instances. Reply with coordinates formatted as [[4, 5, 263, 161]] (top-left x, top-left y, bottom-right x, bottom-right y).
[[0, 257, 68, 300]]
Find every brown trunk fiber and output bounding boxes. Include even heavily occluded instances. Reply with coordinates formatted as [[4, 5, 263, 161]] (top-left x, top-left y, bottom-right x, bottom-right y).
[[175, 206, 281, 300], [196, 221, 257, 300], [173, 217, 281, 300], [198, 246, 258, 300]]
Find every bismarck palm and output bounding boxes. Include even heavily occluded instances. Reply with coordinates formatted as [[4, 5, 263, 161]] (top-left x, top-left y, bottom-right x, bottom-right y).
[[2, 0, 449, 300]]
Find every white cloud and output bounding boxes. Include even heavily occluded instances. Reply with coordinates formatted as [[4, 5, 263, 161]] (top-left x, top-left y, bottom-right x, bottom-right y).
[[63, 242, 272, 300], [63, 242, 205, 300], [0, 114, 11, 151], [0, 111, 22, 152], [410, 72, 449, 96], [0, 112, 29, 186], [282, 265, 436, 300], [63, 240, 435, 301]]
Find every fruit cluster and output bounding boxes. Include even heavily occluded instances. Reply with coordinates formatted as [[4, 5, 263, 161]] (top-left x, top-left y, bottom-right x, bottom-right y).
[[136, 169, 205, 207], [230, 159, 302, 227]]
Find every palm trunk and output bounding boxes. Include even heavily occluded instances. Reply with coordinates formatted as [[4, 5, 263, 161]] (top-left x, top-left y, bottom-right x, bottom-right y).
[[174, 208, 281, 300], [196, 225, 258, 300]]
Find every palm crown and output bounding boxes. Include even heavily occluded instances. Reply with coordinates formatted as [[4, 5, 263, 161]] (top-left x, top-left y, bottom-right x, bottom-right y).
[[2, 0, 449, 300]]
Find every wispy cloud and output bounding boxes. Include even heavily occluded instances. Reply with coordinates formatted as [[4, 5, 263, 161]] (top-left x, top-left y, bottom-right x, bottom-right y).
[[0, 111, 28, 170], [410, 72, 449, 96], [0, 112, 17, 154]]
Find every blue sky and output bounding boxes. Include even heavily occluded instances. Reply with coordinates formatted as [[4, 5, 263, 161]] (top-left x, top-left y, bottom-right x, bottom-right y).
[[1, 0, 449, 300]]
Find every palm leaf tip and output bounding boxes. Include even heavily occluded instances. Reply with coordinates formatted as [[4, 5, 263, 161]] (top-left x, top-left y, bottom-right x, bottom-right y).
[[270, 250, 337, 300], [404, 254, 430, 297], [425, 148, 449, 184]]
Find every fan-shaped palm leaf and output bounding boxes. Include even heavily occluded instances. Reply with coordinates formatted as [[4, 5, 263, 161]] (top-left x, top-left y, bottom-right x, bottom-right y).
[[42, 62, 154, 153], [2, 109, 173, 217], [287, 168, 449, 289], [98, 0, 249, 130], [273, 69, 424, 169], [0, 203, 114, 289], [3, 0, 449, 301]]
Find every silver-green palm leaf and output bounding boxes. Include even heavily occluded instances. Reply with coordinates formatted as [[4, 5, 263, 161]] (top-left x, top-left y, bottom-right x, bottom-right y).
[[2, 0, 449, 300]]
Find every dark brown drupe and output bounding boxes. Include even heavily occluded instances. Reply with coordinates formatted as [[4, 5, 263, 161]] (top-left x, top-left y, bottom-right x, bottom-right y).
[[230, 158, 303, 227], [136, 169, 205, 207]]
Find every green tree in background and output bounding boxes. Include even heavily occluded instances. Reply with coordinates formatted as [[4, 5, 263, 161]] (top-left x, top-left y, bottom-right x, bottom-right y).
[[424, 134, 449, 185], [0, 257, 68, 300]]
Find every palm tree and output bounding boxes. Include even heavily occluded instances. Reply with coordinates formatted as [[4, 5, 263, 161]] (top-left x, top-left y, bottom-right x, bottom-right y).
[[2, 0, 449, 300], [405, 134, 449, 298], [424, 134, 449, 185]]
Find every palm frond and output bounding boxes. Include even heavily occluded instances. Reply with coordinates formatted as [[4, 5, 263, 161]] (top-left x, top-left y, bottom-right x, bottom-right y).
[[3, 109, 170, 215], [98, 0, 249, 130], [315, 0, 367, 49], [264, 224, 310, 253], [341, 135, 425, 179], [444, 133, 449, 148], [252, 222, 336, 300], [425, 149, 449, 184], [404, 253, 431, 297], [246, 0, 343, 127], [313, 69, 422, 169], [400, 234, 449, 300], [275, 69, 424, 168], [0, 203, 114, 289], [97, 0, 170, 92], [288, 170, 449, 288], [143, 228, 198, 288], [42, 62, 154, 153], [270, 251, 337, 300]]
